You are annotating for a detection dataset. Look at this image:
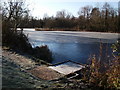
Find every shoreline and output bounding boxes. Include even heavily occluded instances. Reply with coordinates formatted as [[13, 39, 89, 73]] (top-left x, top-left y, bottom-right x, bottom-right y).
[[35, 28, 120, 33], [17, 28, 120, 34]]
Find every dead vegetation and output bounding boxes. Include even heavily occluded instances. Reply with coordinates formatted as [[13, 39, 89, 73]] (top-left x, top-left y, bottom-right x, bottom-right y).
[[80, 41, 120, 89]]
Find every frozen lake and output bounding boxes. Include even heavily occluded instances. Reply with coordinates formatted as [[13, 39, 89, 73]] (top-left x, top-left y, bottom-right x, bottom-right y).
[[23, 29, 119, 64]]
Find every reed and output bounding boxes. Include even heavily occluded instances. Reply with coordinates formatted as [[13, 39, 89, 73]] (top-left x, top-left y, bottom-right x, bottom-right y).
[[81, 41, 120, 89]]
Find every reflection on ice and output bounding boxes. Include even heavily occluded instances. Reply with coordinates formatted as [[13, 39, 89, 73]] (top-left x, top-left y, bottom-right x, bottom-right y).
[[23, 30, 119, 64]]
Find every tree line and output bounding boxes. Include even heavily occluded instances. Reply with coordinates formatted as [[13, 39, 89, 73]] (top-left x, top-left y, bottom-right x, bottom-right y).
[[6, 2, 118, 33], [2, 2, 119, 33], [42, 3, 119, 32]]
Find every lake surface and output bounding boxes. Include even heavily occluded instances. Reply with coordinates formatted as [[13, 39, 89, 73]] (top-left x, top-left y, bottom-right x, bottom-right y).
[[23, 29, 119, 64]]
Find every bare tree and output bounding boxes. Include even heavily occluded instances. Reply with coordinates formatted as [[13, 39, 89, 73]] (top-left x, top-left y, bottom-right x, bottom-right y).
[[56, 10, 66, 18], [56, 10, 72, 19], [78, 5, 92, 30], [2, 0, 29, 31], [102, 2, 111, 31], [90, 7, 102, 31], [78, 5, 92, 19]]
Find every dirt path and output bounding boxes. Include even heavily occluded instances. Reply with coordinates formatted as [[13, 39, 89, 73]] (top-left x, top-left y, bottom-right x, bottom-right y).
[[2, 48, 63, 80], [27, 66, 64, 80]]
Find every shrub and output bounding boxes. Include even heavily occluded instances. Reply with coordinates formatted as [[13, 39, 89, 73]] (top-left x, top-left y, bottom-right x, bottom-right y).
[[2, 23, 53, 63], [107, 40, 120, 89], [107, 58, 120, 89], [2, 26, 32, 53], [81, 41, 120, 89], [33, 45, 53, 63]]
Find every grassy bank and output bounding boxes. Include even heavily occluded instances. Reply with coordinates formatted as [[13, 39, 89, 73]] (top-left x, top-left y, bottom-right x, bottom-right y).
[[2, 54, 66, 89], [2, 49, 89, 89]]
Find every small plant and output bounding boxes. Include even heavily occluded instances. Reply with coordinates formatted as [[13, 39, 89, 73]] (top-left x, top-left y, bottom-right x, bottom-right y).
[[111, 40, 120, 56], [107, 40, 120, 89], [88, 55, 108, 88], [33, 45, 53, 63], [81, 41, 120, 89]]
